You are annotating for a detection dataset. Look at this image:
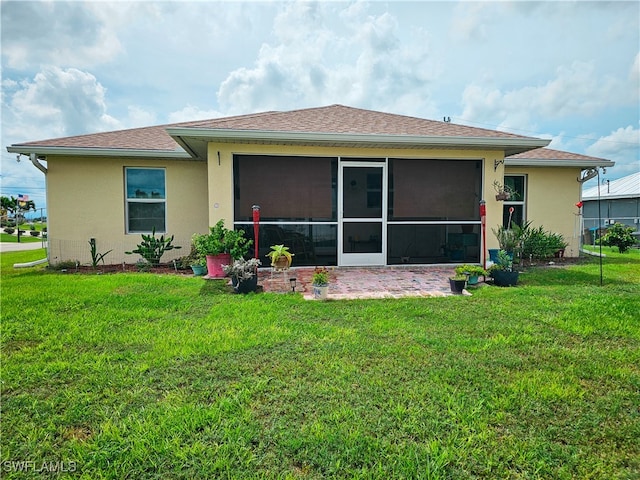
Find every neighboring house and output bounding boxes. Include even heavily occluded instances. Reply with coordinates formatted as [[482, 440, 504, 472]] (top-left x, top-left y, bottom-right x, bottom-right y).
[[7, 104, 614, 266], [581, 172, 640, 240]]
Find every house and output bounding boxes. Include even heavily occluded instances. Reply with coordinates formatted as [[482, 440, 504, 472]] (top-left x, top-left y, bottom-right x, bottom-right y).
[[7, 104, 614, 267], [581, 172, 640, 243]]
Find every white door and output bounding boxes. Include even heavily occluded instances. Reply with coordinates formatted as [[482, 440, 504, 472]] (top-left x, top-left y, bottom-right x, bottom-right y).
[[339, 162, 386, 266]]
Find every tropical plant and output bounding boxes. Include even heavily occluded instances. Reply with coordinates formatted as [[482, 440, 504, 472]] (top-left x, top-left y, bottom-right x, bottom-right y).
[[125, 227, 181, 265], [518, 222, 568, 259], [193, 220, 252, 259], [489, 249, 514, 273], [311, 267, 329, 285], [266, 244, 294, 267], [492, 225, 520, 253], [88, 238, 112, 268], [599, 223, 637, 253]]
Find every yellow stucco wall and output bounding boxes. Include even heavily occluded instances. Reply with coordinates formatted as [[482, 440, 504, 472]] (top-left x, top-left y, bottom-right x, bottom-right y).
[[46, 156, 208, 265], [507, 166, 583, 257]]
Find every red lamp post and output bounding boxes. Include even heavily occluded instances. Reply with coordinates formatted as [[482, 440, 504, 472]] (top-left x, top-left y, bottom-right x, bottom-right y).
[[252, 205, 260, 259], [479, 200, 487, 270]]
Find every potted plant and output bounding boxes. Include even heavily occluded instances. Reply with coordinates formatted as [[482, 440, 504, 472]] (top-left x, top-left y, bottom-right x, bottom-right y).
[[266, 244, 294, 270], [493, 180, 517, 201], [193, 220, 252, 278], [311, 266, 329, 300], [455, 264, 487, 285], [223, 258, 261, 293], [449, 273, 468, 294], [492, 225, 520, 257], [489, 249, 519, 287], [190, 256, 207, 276]]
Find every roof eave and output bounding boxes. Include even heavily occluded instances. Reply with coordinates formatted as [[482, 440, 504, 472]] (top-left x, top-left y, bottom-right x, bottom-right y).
[[7, 145, 192, 159], [506, 158, 615, 168], [166, 127, 550, 155]]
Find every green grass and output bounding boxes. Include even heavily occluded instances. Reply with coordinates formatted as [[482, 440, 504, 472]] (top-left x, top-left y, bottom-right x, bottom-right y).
[[0, 233, 43, 243], [2, 249, 639, 479]]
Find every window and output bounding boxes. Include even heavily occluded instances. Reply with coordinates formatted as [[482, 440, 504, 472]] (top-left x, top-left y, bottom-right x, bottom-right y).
[[125, 167, 166, 233], [503, 175, 526, 228]]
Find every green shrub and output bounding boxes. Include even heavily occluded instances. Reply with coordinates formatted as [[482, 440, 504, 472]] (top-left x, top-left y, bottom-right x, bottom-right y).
[[125, 228, 181, 265], [599, 223, 637, 253]]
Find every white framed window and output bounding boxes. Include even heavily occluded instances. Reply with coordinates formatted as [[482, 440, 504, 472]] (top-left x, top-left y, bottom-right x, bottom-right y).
[[503, 175, 526, 228], [125, 167, 166, 233]]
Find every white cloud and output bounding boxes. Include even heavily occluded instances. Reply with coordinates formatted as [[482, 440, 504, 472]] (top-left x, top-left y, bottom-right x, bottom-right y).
[[1, 2, 123, 69], [3, 66, 120, 141], [460, 61, 626, 133], [586, 125, 640, 178], [217, 2, 437, 117]]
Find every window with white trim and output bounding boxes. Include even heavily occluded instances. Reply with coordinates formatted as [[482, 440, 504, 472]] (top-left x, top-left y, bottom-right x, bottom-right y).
[[125, 167, 166, 233], [503, 175, 526, 228]]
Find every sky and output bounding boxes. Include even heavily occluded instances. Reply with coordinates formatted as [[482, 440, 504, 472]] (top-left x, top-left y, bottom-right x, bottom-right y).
[[1, 0, 639, 213]]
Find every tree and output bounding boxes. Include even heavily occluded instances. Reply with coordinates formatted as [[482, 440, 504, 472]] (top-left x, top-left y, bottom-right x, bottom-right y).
[[600, 223, 637, 253]]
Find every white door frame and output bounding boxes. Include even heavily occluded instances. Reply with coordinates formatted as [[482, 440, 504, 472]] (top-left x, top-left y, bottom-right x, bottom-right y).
[[338, 160, 387, 266]]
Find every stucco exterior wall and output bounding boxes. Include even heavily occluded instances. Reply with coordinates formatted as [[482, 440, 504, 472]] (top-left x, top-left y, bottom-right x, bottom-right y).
[[207, 143, 508, 255], [507, 166, 583, 257], [46, 156, 208, 265]]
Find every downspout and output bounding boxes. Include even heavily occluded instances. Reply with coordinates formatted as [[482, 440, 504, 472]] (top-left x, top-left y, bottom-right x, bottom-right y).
[[29, 153, 48, 174], [27, 153, 49, 265]]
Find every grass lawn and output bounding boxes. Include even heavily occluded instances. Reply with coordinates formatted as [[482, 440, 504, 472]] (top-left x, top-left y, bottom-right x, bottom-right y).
[[2, 249, 639, 479], [0, 233, 43, 243]]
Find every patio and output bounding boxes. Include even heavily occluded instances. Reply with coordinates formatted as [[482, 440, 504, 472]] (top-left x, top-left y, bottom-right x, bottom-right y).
[[259, 266, 469, 300]]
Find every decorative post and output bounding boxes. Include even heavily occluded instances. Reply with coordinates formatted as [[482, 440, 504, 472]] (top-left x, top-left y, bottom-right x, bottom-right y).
[[252, 205, 260, 259], [479, 200, 486, 270]]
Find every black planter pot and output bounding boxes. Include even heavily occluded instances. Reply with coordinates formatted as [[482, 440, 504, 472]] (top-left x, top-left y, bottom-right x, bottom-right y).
[[492, 270, 519, 287], [233, 275, 258, 294], [449, 277, 467, 294]]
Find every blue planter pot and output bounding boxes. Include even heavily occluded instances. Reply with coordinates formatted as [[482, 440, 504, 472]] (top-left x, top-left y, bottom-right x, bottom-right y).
[[488, 249, 499, 262]]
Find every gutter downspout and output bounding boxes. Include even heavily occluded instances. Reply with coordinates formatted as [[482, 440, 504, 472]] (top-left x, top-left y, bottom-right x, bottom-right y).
[[29, 153, 48, 174], [27, 153, 49, 266]]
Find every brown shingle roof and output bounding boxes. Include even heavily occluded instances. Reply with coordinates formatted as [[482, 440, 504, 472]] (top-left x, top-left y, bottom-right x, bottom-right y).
[[179, 104, 532, 139], [507, 147, 609, 162], [11, 105, 539, 153]]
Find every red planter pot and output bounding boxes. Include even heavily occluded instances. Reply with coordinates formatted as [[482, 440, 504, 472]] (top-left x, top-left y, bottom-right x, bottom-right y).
[[205, 253, 231, 278]]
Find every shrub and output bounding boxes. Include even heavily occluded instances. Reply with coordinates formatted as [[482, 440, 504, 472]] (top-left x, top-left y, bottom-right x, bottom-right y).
[[4, 227, 15, 234], [599, 223, 637, 253], [125, 228, 181, 265], [29, 230, 40, 237]]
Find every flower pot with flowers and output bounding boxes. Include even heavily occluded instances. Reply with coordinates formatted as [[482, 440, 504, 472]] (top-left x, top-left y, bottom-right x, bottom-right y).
[[311, 267, 329, 300]]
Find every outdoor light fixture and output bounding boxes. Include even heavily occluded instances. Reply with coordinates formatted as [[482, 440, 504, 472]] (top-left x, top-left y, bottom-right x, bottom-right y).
[[289, 277, 297, 292]]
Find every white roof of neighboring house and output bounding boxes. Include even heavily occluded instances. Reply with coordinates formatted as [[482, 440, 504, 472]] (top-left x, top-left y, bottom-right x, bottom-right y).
[[582, 171, 640, 200]]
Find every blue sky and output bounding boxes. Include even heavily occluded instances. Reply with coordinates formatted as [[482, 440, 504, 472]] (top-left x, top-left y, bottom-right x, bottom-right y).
[[2, 0, 639, 212]]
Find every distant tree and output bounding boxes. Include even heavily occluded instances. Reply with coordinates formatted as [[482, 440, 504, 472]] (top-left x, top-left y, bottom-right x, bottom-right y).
[[600, 223, 637, 253]]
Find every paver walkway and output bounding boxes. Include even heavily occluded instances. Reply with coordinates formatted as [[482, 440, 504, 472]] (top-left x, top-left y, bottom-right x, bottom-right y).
[[259, 266, 466, 300]]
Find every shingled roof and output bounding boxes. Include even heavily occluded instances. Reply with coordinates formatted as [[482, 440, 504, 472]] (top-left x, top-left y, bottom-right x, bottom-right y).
[[506, 147, 614, 168], [8, 104, 551, 158]]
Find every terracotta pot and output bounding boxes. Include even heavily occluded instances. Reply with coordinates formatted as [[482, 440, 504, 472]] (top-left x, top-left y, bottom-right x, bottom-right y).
[[205, 253, 231, 278]]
